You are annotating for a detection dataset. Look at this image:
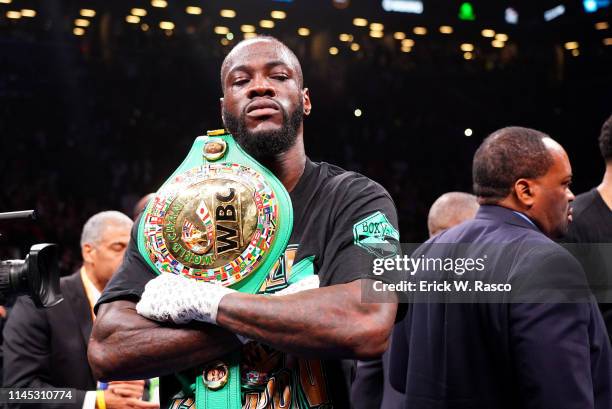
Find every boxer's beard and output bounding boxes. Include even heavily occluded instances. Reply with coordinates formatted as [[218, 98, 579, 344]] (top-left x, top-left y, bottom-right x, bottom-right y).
[[223, 100, 303, 162]]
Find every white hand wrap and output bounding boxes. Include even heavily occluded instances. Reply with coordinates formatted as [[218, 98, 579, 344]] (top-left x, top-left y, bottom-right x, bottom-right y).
[[136, 273, 236, 324]]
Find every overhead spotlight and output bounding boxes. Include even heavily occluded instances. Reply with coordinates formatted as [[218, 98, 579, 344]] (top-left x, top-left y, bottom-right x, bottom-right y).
[[595, 22, 609, 30], [159, 21, 174, 30], [220, 9, 236, 18], [21, 9, 36, 17], [401, 46, 412, 53], [505, 7, 519, 24], [329, 46, 339, 55], [0, 0, 12, 4], [333, 0, 350, 9], [369, 31, 384, 38], [464, 128, 473, 137], [604, 38, 612, 45], [495, 33, 508, 42], [401, 38, 414, 47], [75, 19, 90, 27], [73, 27, 85, 36], [244, 32, 257, 39], [544, 4, 565, 21], [481, 29, 495, 37], [297, 27, 310, 36], [353, 18, 368, 27], [354, 108, 362, 117], [126, 15, 140, 23], [226, 32, 234, 40], [393, 31, 406, 40], [458, 2, 476, 20], [491, 40, 505, 48], [413, 26, 427, 35], [186, 6, 202, 15], [151, 0, 167, 8], [339, 33, 353, 42], [141, 23, 149, 31], [350, 43, 360, 51], [260, 20, 274, 28], [271, 10, 286, 19], [6, 10, 20, 18], [460, 43, 474, 52], [572, 48, 580, 56], [241, 25, 256, 33], [214, 26, 229, 35], [564, 41, 579, 50], [221, 38, 229, 46], [131, 8, 147, 17], [463, 52, 473, 60], [80, 9, 95, 17], [165, 29, 173, 36], [382, 0, 424, 14], [370, 23, 384, 31], [439, 25, 453, 34]]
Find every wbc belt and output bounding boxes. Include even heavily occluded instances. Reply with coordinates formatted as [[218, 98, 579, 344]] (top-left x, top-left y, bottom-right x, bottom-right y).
[[136, 129, 293, 408]]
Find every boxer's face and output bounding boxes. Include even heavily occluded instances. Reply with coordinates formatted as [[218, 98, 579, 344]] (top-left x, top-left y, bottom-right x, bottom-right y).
[[220, 39, 310, 160], [528, 140, 574, 238]]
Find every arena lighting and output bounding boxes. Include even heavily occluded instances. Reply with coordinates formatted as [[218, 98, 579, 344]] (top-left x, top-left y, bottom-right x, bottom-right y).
[[370, 31, 384, 38], [401, 46, 412, 53], [6, 10, 20, 18], [244, 32, 257, 39], [464, 128, 473, 136], [141, 23, 149, 31], [394, 31, 406, 40], [572, 48, 580, 56], [481, 29, 495, 38], [381, 0, 424, 14], [221, 38, 229, 46], [333, 0, 350, 9], [151, 0, 167, 8], [270, 10, 286, 19], [220, 9, 236, 18], [439, 25, 453, 34], [491, 40, 505, 48], [595, 21, 609, 29], [463, 52, 473, 60], [80, 9, 95, 18], [339, 33, 352, 42], [21, 9, 36, 17], [413, 26, 427, 35], [126, 15, 140, 23], [75, 19, 90, 27], [603, 37, 612, 45], [329, 47, 339, 55], [350, 43, 360, 51], [458, 2, 475, 21], [584, 0, 610, 12], [370, 22, 384, 31], [165, 29, 173, 37], [353, 18, 368, 27], [544, 4, 565, 21], [505, 7, 519, 24], [354, 109, 362, 117], [131, 8, 147, 17], [460, 43, 474, 52], [159, 21, 174, 30], [73, 27, 85, 35], [226, 33, 234, 40], [0, 0, 12, 4], [495, 33, 508, 42], [260, 20, 274, 28], [214, 26, 229, 35], [241, 25, 256, 33], [186, 7, 202, 15], [401, 38, 414, 47], [297, 27, 310, 36], [564, 41, 579, 50]]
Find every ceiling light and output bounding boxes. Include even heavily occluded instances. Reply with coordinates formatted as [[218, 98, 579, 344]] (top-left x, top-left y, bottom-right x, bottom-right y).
[[393, 32, 406, 40], [6, 10, 20, 18], [401, 39, 414, 47], [339, 33, 353, 42], [159, 21, 174, 30], [241, 25, 256, 33], [73, 27, 85, 35], [439, 25, 453, 34], [329, 46, 339, 55], [126, 15, 140, 23], [495, 33, 508, 42], [481, 29, 495, 37], [369, 31, 384, 38], [298, 27, 310, 36], [214, 26, 229, 35], [151, 0, 167, 8], [413, 26, 427, 35], [463, 52, 473, 60], [186, 6, 202, 15], [131, 8, 147, 17], [564, 41, 579, 50], [350, 43, 360, 51], [75, 19, 90, 27], [80, 9, 95, 17], [491, 40, 505, 48], [21, 9, 36, 17], [271, 10, 286, 19], [370, 23, 384, 31], [353, 18, 368, 27], [220, 9, 236, 18], [244, 32, 257, 39], [595, 22, 609, 30], [260, 20, 274, 28], [460, 43, 474, 52]]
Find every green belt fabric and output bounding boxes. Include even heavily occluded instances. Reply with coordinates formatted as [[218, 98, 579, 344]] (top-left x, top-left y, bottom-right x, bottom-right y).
[[136, 131, 297, 408]]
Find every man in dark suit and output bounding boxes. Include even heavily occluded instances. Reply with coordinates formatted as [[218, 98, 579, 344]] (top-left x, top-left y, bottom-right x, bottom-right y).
[[3, 211, 157, 409], [389, 127, 612, 409]]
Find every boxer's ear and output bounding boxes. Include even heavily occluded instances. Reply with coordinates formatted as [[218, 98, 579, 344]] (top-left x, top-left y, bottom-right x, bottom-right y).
[[220, 98, 225, 125], [303, 88, 311, 116]]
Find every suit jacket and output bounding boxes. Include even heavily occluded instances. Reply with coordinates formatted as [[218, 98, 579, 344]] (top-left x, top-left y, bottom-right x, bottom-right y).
[[389, 205, 612, 409], [3, 271, 96, 408]]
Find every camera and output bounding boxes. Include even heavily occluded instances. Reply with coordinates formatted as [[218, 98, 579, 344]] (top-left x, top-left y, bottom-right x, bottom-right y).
[[0, 210, 63, 308]]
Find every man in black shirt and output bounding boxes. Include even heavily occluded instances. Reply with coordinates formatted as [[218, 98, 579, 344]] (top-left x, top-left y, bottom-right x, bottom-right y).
[[566, 114, 612, 337], [88, 36, 400, 409]]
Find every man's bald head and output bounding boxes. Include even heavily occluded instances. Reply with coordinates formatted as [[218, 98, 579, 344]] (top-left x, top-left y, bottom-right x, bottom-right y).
[[427, 192, 479, 237], [220, 36, 304, 93]]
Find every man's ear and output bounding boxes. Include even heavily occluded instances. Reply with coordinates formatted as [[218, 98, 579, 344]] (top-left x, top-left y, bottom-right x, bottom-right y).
[[514, 178, 536, 208], [220, 98, 225, 126], [82, 243, 95, 264], [302, 88, 312, 116]]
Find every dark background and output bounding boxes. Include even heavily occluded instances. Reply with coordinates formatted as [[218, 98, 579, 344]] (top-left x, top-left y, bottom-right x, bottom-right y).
[[0, 0, 611, 274]]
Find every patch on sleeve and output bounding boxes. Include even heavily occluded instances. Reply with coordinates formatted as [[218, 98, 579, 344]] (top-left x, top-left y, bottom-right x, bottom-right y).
[[353, 211, 400, 258]]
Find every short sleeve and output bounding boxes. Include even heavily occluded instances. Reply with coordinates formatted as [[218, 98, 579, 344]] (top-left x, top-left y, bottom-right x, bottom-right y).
[[94, 219, 156, 313], [317, 175, 400, 286]]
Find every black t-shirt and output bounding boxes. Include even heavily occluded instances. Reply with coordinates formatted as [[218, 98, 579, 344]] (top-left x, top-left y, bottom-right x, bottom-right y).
[[96, 159, 400, 409]]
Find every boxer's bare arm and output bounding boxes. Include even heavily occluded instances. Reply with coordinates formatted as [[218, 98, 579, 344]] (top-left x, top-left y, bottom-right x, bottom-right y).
[[217, 279, 397, 359], [88, 300, 241, 381]]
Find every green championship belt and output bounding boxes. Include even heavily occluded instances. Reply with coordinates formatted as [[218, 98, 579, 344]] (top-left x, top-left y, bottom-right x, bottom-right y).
[[136, 129, 294, 408]]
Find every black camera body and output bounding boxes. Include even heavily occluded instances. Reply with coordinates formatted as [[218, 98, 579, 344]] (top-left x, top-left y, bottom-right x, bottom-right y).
[[0, 211, 63, 308]]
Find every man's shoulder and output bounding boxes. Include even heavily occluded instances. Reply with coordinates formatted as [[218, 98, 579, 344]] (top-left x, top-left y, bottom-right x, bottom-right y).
[[572, 188, 599, 217], [313, 161, 391, 199]]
